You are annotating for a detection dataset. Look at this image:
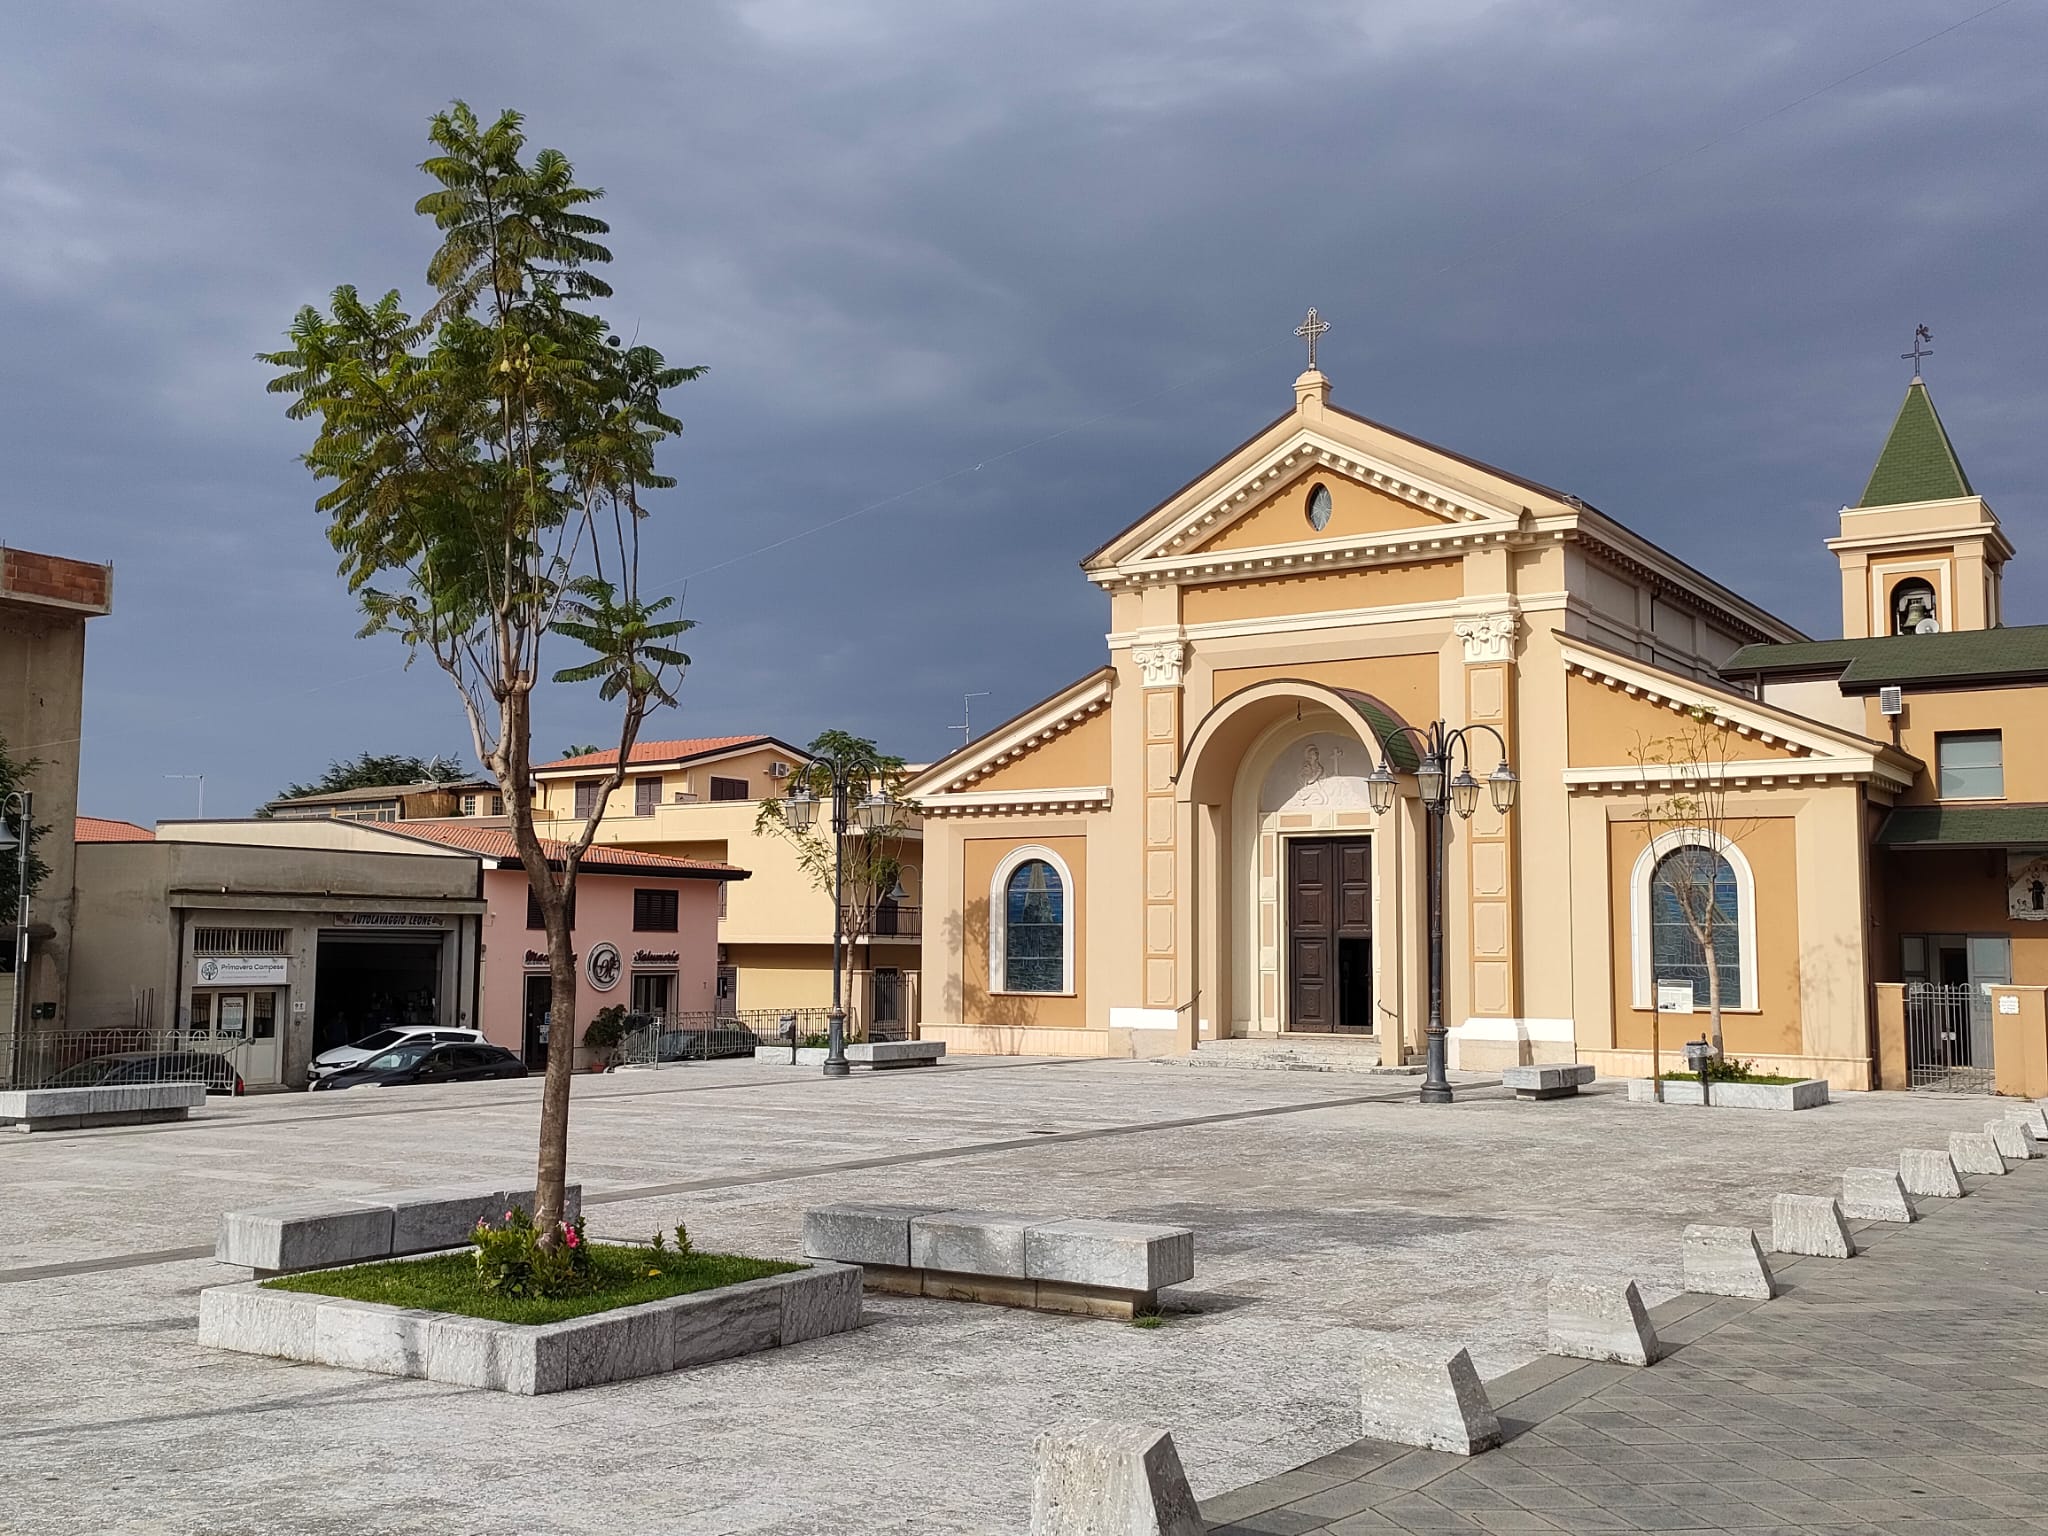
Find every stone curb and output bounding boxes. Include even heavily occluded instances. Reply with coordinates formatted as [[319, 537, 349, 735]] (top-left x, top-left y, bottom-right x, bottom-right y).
[[197, 1260, 861, 1394]]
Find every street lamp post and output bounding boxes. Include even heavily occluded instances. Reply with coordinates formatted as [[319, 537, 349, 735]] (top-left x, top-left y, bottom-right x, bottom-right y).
[[780, 762, 895, 1079], [1365, 724, 1517, 1105], [0, 791, 33, 1080]]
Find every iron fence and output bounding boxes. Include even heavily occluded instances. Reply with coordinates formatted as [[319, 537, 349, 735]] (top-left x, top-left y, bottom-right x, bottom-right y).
[[608, 1008, 858, 1070], [1904, 982, 1996, 1094], [7, 1028, 251, 1094]]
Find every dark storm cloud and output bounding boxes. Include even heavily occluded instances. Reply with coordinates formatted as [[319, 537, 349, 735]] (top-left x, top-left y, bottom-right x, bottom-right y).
[[2, 1, 2041, 818]]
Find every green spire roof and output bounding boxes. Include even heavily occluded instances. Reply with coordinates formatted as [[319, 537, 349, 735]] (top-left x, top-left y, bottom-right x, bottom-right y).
[[1856, 377, 1974, 508]]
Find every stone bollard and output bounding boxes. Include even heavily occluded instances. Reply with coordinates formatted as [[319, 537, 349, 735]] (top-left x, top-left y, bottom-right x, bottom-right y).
[[1840, 1168, 1917, 1223], [1771, 1194, 1856, 1258], [1950, 1130, 2008, 1176], [1031, 1420, 1206, 1536], [1989, 1118, 2039, 1161], [2009, 1102, 2048, 1137], [1547, 1275, 1661, 1365], [1359, 1340, 1502, 1456], [1899, 1149, 1965, 1198], [1681, 1225, 1778, 1299]]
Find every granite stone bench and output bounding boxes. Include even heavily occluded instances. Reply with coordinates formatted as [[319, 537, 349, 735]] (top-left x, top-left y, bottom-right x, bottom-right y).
[[803, 1204, 1194, 1319], [217, 1182, 584, 1276], [1500, 1063, 1595, 1100], [754, 1041, 947, 1069], [0, 1082, 207, 1132]]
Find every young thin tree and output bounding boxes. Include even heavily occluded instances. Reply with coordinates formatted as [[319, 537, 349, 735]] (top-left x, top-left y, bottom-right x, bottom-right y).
[[1632, 707, 1759, 1057], [754, 731, 910, 1031], [265, 104, 698, 1242]]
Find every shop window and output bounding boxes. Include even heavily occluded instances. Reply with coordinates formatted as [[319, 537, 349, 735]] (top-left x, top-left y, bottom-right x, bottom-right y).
[[1936, 732, 2002, 800], [574, 780, 602, 818], [635, 777, 662, 817], [709, 776, 749, 802], [526, 887, 576, 930], [633, 888, 680, 932], [1629, 831, 1757, 1013], [251, 992, 277, 1040], [989, 846, 1073, 995], [189, 993, 212, 1036]]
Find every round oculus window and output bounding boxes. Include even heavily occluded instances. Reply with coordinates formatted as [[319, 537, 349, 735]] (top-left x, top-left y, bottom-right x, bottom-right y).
[[1305, 483, 1333, 532]]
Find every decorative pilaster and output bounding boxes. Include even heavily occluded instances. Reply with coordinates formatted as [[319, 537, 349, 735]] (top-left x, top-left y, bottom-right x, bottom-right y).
[[1460, 612, 1519, 1030]]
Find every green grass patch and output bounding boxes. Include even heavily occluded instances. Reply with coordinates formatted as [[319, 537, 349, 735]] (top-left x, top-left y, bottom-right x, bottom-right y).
[[1657, 1070, 1803, 1086], [264, 1244, 804, 1327], [1129, 1313, 1165, 1330]]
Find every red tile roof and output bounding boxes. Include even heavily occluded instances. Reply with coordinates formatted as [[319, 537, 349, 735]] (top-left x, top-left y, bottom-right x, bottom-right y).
[[76, 816, 154, 843], [534, 735, 776, 772], [376, 819, 747, 879]]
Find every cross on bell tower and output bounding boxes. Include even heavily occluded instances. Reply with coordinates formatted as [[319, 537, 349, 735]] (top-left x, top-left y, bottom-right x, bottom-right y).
[[1295, 307, 1330, 372], [1901, 323, 1933, 379]]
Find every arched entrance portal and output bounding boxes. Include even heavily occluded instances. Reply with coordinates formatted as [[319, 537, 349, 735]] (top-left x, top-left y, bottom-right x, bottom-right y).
[[1176, 681, 1423, 1052]]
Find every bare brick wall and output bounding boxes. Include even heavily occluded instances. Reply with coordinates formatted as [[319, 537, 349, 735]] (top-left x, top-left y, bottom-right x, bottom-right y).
[[2, 549, 113, 613]]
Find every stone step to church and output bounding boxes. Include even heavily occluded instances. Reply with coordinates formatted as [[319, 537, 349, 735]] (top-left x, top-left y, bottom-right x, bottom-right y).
[[1164, 1036, 1423, 1075]]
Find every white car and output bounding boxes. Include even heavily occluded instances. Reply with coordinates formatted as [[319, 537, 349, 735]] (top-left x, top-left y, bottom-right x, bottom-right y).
[[308, 1026, 487, 1081]]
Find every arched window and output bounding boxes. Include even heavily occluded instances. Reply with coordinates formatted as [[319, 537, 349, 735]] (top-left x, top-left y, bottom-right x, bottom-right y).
[[1629, 831, 1757, 1012], [1305, 482, 1333, 532], [989, 846, 1074, 994], [1649, 847, 1741, 1009]]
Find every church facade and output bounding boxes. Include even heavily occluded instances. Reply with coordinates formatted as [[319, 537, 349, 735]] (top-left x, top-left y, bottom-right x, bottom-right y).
[[905, 353, 2046, 1090]]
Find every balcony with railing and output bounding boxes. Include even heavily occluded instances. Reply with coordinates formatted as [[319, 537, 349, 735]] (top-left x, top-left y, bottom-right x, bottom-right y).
[[851, 903, 921, 941]]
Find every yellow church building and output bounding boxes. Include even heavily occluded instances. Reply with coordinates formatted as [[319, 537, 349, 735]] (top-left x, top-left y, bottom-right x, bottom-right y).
[[906, 336, 2048, 1092]]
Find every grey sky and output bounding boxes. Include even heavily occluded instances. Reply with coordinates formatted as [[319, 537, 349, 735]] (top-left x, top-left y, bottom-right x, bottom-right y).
[[3, 1, 2041, 821]]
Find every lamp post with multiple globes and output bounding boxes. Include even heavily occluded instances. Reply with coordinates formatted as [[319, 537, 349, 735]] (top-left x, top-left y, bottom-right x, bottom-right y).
[[779, 766, 896, 1079], [1364, 725, 1517, 1105]]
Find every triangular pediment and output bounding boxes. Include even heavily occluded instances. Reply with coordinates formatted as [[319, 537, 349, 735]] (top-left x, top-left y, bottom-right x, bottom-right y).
[[1085, 421, 1535, 584], [905, 669, 1116, 808]]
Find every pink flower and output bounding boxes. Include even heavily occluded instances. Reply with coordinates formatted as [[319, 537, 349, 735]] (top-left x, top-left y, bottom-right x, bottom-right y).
[[504, 1210, 514, 1220], [564, 1227, 580, 1249]]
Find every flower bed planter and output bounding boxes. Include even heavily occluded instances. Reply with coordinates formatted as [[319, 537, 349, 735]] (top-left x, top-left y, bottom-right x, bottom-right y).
[[1626, 1078, 1830, 1111], [197, 1260, 861, 1393]]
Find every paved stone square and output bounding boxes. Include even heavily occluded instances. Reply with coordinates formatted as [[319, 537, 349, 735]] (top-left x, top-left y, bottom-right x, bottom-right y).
[[0, 1058, 2019, 1533], [1203, 1158, 2048, 1534]]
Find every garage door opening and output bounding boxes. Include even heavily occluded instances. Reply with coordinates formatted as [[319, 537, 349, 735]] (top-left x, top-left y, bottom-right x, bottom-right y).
[[315, 935, 446, 1054]]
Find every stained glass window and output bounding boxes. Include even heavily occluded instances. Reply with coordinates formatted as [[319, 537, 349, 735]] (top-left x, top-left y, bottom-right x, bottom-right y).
[[1003, 859, 1065, 993], [1306, 483, 1333, 532], [1650, 846, 1740, 1008]]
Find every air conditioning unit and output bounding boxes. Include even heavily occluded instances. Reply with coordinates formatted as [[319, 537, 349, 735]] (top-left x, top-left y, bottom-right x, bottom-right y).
[[1878, 686, 1904, 718], [768, 762, 793, 779]]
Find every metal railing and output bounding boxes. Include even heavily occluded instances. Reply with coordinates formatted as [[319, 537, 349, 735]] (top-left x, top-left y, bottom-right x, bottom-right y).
[[608, 1008, 860, 1070], [1905, 982, 1995, 1094], [852, 903, 922, 939], [8, 1028, 250, 1093]]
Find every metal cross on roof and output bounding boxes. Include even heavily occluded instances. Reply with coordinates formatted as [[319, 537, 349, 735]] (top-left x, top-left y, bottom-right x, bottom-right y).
[[1295, 307, 1330, 371], [1902, 323, 1933, 376]]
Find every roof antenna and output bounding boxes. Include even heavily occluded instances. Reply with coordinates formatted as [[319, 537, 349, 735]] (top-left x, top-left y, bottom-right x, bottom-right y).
[[949, 692, 991, 748], [1902, 324, 1933, 381]]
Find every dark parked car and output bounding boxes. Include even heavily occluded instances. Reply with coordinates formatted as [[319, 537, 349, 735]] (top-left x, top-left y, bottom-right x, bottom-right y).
[[310, 1040, 528, 1091], [44, 1050, 244, 1095]]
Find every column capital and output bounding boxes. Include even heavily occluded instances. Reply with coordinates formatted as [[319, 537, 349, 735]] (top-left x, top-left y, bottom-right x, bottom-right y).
[[1454, 611, 1518, 666], [1131, 637, 1188, 690]]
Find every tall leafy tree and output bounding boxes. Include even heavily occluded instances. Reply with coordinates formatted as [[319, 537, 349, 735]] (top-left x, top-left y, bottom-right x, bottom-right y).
[[265, 103, 699, 1241], [0, 734, 49, 935]]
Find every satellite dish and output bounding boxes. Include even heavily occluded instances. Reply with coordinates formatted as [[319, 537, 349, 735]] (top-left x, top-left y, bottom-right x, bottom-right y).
[[1915, 618, 1941, 635]]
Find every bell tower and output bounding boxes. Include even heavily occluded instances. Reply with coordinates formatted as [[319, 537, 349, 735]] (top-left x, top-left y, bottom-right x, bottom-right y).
[[1826, 362, 2012, 640]]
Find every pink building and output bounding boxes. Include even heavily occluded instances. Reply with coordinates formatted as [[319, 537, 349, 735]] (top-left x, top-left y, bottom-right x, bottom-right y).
[[384, 822, 747, 1065]]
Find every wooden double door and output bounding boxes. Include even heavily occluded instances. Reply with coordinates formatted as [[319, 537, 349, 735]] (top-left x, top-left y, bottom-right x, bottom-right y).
[[1287, 836, 1373, 1033]]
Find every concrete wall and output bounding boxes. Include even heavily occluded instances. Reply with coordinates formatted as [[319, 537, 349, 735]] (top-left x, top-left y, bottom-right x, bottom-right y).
[[0, 549, 113, 1036]]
